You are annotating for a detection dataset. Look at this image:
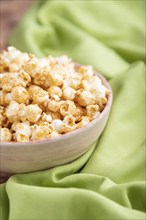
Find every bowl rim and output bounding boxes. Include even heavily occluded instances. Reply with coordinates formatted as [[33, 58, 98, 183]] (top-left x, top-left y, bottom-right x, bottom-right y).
[[0, 68, 113, 147]]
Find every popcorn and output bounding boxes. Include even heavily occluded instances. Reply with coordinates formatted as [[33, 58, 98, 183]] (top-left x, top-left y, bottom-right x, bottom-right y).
[[62, 87, 76, 100], [73, 105, 85, 122], [42, 113, 52, 123], [82, 76, 110, 103], [4, 93, 14, 105], [0, 90, 7, 106], [46, 70, 63, 87], [11, 120, 21, 131], [76, 116, 90, 129], [0, 128, 12, 142], [63, 114, 76, 132], [48, 86, 62, 101], [49, 131, 60, 138], [0, 47, 109, 142], [63, 73, 82, 89], [24, 57, 49, 86], [5, 101, 20, 122], [11, 86, 29, 104], [78, 65, 94, 80], [51, 119, 64, 133], [28, 85, 49, 104], [1, 70, 31, 93], [70, 73, 82, 89], [0, 46, 30, 72], [86, 105, 100, 120], [56, 55, 71, 66], [0, 106, 7, 127], [63, 114, 76, 127], [47, 100, 59, 112], [18, 103, 27, 121], [1, 73, 26, 92], [47, 111, 61, 120], [26, 104, 42, 123], [31, 123, 52, 140], [12, 121, 31, 142], [60, 100, 76, 116], [18, 70, 31, 86], [76, 89, 95, 106]]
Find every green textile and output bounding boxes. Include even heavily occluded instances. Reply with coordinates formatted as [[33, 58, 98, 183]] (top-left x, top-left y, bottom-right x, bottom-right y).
[[1, 0, 145, 219]]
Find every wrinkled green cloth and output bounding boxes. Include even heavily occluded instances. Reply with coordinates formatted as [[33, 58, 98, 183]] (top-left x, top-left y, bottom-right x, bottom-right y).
[[1, 0, 145, 219]]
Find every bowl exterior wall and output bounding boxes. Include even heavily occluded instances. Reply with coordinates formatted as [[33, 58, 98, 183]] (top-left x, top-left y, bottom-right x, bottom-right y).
[[0, 109, 110, 173]]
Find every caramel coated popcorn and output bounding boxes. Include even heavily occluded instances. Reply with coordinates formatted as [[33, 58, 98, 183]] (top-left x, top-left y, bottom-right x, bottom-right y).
[[0, 47, 110, 142]]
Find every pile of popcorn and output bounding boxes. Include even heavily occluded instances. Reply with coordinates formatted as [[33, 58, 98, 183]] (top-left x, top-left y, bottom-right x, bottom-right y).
[[0, 47, 110, 142]]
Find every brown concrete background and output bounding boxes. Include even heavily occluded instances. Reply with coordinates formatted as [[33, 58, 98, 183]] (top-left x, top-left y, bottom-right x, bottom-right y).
[[0, 0, 33, 50]]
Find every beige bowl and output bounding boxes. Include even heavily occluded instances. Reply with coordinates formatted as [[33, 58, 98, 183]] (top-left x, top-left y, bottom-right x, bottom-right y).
[[0, 70, 112, 179]]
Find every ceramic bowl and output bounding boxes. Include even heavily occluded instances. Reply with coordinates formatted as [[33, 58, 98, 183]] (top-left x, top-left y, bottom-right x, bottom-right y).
[[0, 69, 112, 182]]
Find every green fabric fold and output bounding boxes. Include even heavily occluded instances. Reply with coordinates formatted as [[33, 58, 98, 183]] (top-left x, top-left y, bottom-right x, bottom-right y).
[[1, 0, 145, 219]]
